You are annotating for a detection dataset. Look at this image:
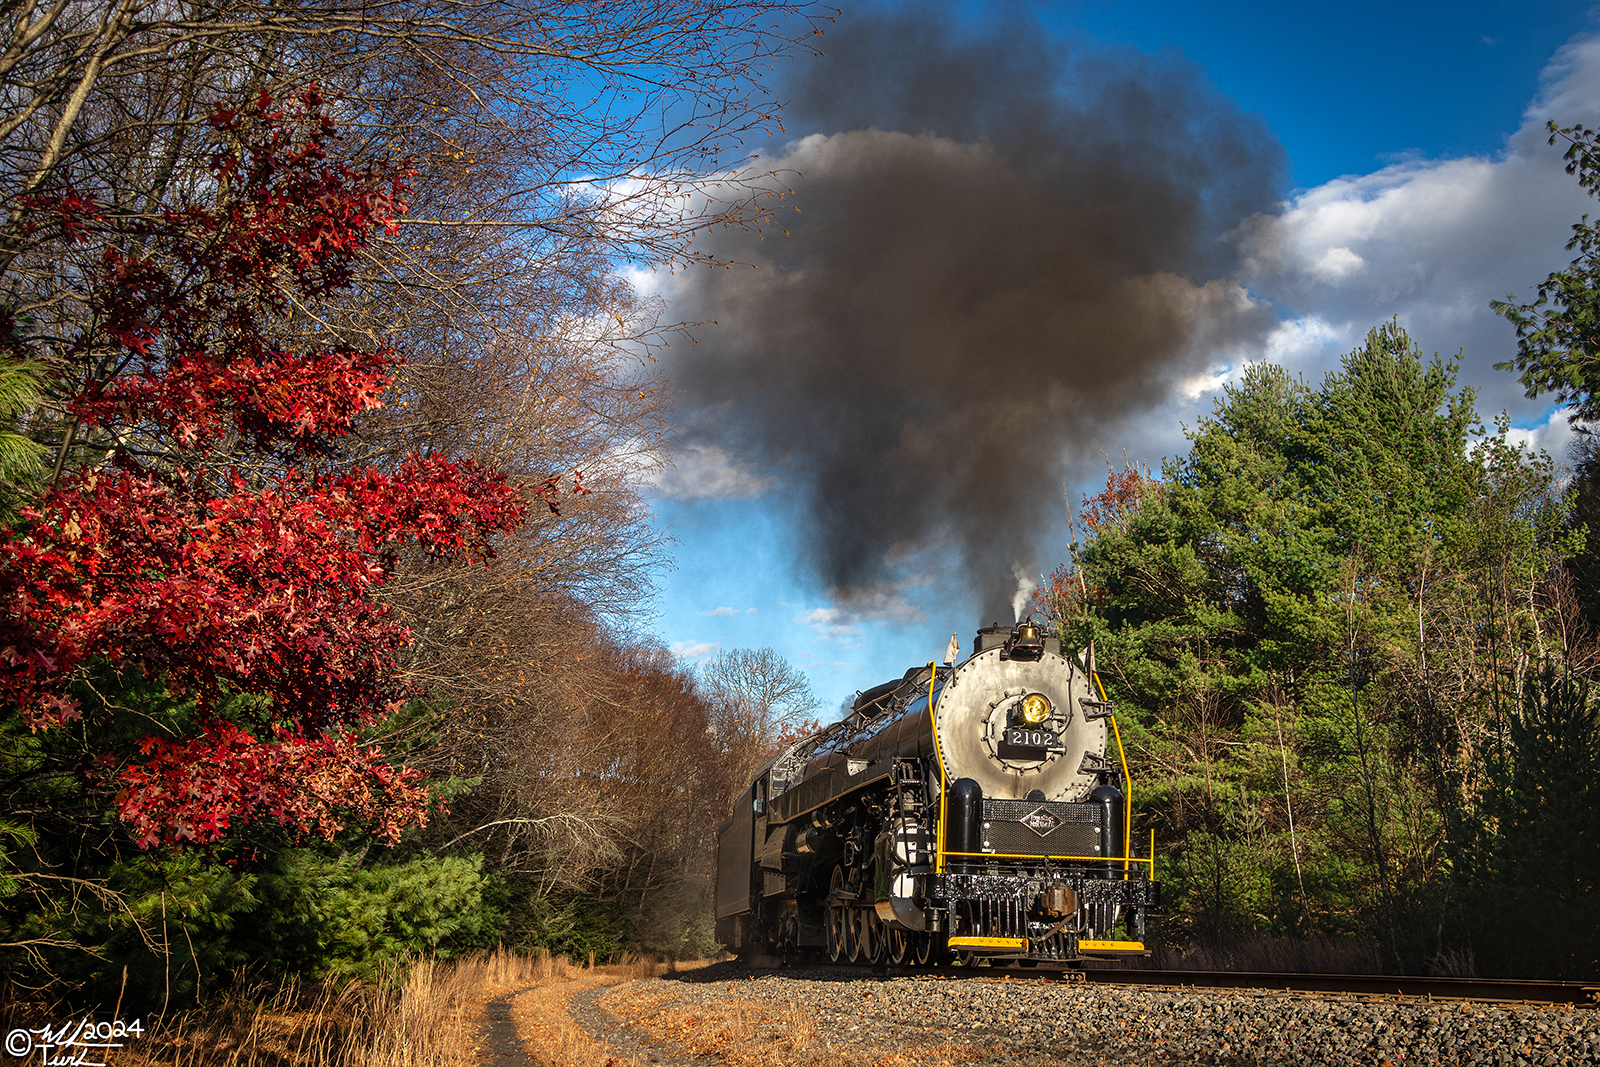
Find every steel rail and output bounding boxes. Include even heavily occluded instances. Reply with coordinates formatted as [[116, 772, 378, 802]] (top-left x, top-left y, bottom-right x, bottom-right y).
[[1074, 968, 1600, 1005]]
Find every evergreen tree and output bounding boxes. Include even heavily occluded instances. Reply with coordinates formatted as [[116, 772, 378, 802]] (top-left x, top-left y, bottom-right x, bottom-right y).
[[1044, 324, 1570, 969], [1461, 665, 1600, 979]]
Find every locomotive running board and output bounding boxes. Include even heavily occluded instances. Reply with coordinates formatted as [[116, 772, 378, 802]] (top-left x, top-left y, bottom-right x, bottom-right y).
[[948, 936, 1028, 951], [948, 936, 1148, 956], [1077, 939, 1147, 954]]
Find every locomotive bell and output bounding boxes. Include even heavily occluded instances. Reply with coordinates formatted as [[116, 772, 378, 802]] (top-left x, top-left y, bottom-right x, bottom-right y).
[[1011, 621, 1044, 657]]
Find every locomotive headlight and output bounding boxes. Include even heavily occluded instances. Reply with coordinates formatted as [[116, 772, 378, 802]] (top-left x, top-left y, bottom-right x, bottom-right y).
[[1020, 693, 1051, 725]]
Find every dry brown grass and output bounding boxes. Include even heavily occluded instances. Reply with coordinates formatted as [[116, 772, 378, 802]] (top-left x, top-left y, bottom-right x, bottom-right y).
[[90, 948, 551, 1066], [25, 951, 984, 1067]]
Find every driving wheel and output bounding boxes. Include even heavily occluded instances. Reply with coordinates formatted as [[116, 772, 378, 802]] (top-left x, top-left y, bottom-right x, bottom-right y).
[[888, 925, 910, 965], [859, 908, 881, 964], [826, 867, 846, 962]]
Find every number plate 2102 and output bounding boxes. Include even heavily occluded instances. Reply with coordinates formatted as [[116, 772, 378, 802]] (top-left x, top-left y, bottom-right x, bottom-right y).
[[1003, 727, 1054, 749]]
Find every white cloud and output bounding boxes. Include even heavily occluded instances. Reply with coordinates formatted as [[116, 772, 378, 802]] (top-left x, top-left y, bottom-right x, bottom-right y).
[[1310, 246, 1365, 282], [1087, 37, 1600, 491], [793, 606, 861, 640], [1235, 31, 1600, 420], [650, 442, 776, 500], [1503, 409, 1586, 466], [1177, 362, 1233, 401], [1172, 315, 1350, 405], [1536, 32, 1600, 120], [1262, 315, 1344, 368], [670, 640, 721, 661], [699, 605, 758, 616], [793, 582, 927, 641]]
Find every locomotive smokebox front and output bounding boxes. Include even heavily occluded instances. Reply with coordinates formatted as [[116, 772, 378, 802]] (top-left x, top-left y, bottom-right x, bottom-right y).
[[934, 632, 1108, 802]]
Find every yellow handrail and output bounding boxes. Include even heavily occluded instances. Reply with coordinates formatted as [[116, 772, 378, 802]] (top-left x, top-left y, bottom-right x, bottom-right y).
[[927, 662, 947, 875], [1094, 671, 1134, 874], [941, 849, 1156, 870]]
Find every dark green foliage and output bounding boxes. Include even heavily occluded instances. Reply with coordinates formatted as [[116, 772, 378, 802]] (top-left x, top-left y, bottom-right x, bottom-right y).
[[1458, 667, 1600, 979], [1048, 323, 1581, 974], [487, 874, 718, 964], [3, 849, 502, 1010], [0, 356, 47, 515], [1079, 324, 1488, 718], [5, 852, 262, 1010], [0, 639, 730, 1001], [634, 880, 721, 960], [96, 855, 260, 1005], [242, 852, 504, 980], [1562, 437, 1600, 631], [1494, 123, 1600, 422], [498, 886, 635, 962]]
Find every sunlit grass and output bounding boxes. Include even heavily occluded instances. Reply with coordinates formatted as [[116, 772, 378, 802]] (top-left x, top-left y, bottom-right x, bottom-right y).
[[96, 949, 694, 1066]]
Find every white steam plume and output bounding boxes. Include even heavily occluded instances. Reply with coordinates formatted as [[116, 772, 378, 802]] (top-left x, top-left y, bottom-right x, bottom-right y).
[[1011, 563, 1038, 623]]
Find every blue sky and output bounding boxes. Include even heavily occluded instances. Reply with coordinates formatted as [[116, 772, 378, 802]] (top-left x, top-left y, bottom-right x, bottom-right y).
[[641, 1, 1600, 716], [1053, 1, 1597, 189]]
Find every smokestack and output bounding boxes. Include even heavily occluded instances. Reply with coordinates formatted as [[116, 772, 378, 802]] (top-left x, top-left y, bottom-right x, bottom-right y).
[[666, 3, 1284, 620]]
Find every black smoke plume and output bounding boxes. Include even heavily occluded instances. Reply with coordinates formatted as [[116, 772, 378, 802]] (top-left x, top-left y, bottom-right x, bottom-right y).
[[666, 3, 1285, 620]]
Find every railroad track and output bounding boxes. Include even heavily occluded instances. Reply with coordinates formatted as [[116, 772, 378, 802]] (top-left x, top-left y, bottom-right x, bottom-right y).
[[744, 957, 1600, 1005], [1074, 968, 1600, 1005]]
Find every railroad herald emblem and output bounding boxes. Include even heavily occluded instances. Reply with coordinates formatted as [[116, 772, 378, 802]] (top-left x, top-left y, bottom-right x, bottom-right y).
[[1021, 807, 1060, 836]]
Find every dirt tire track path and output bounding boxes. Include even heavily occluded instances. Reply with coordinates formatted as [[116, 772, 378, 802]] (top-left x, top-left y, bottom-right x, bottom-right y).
[[478, 986, 538, 1067], [480, 971, 694, 1067], [568, 982, 701, 1066]]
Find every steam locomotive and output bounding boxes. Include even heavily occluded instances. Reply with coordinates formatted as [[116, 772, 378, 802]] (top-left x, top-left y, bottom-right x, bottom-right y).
[[714, 620, 1159, 964]]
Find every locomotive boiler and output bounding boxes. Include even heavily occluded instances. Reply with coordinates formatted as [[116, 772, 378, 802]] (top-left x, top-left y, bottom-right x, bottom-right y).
[[714, 620, 1159, 964]]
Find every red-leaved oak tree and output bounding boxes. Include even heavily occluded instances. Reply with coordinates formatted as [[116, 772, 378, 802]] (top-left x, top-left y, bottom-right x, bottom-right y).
[[0, 91, 548, 849]]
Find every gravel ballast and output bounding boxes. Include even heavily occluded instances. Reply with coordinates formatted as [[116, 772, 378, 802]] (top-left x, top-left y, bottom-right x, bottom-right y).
[[617, 965, 1599, 1066]]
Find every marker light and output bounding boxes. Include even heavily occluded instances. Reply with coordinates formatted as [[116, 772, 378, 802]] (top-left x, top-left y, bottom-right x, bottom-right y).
[[1020, 693, 1051, 725]]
